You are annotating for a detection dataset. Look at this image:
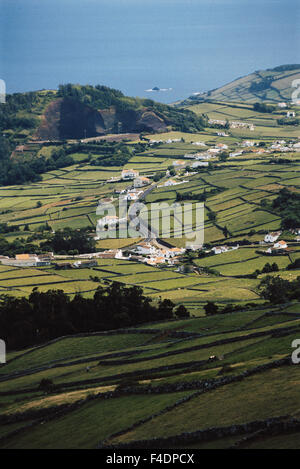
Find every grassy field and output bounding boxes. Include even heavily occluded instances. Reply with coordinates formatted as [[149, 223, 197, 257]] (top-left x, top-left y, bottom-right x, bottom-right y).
[[1, 99, 300, 449], [0, 303, 299, 449]]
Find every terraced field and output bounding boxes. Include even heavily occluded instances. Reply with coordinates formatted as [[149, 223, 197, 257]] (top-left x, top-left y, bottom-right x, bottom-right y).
[[1, 99, 300, 449], [0, 305, 299, 449]]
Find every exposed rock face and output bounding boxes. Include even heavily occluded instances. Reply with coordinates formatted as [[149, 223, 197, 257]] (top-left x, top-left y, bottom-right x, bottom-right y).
[[36, 98, 167, 140]]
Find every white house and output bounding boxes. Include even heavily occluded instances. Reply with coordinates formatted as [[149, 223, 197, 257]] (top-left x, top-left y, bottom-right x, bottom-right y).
[[146, 256, 166, 266], [124, 191, 143, 201], [173, 160, 186, 168], [274, 240, 288, 250], [97, 216, 126, 228], [264, 232, 281, 243], [278, 102, 287, 109], [287, 111, 296, 118], [122, 169, 139, 180], [158, 247, 185, 259], [192, 161, 209, 168], [164, 179, 179, 187], [241, 140, 255, 148], [134, 243, 157, 256], [212, 246, 229, 255], [195, 154, 212, 160], [166, 138, 181, 144], [216, 143, 229, 150], [134, 176, 151, 188]]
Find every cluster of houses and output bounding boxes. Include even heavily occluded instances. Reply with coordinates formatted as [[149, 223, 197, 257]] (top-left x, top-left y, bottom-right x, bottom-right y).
[[262, 232, 293, 255], [208, 119, 255, 131], [128, 242, 185, 266], [268, 140, 300, 153], [110, 169, 153, 202], [149, 138, 182, 145], [65, 243, 186, 267], [122, 169, 151, 187], [230, 122, 255, 131]]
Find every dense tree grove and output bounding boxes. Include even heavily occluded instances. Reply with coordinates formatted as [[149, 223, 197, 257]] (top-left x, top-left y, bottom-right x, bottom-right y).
[[253, 102, 276, 113], [0, 228, 95, 257], [0, 92, 42, 132], [259, 276, 300, 304], [0, 136, 76, 186], [271, 188, 300, 229], [57, 84, 205, 133], [0, 284, 180, 350], [40, 228, 96, 254]]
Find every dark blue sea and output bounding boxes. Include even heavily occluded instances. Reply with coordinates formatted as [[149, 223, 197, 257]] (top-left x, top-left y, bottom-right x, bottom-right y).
[[1, 0, 299, 103]]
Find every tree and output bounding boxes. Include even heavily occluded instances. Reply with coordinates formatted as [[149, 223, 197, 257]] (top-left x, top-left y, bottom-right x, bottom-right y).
[[223, 226, 229, 238], [219, 152, 229, 162], [174, 305, 190, 319], [157, 299, 175, 320], [258, 276, 289, 304], [204, 302, 219, 316], [208, 211, 216, 222]]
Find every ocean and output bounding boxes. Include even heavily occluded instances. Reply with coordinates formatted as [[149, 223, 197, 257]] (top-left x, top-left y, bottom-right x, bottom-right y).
[[1, 0, 299, 103]]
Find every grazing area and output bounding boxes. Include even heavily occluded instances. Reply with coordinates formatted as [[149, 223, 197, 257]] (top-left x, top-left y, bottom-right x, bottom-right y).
[[0, 67, 300, 449], [0, 304, 299, 449]]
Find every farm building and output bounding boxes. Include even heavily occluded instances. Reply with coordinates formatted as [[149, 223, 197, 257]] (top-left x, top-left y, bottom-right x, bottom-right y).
[[212, 246, 229, 255], [134, 177, 151, 188], [146, 256, 166, 266], [97, 216, 127, 228], [173, 160, 186, 167], [273, 240, 288, 250], [124, 191, 143, 201], [97, 250, 123, 259], [264, 232, 282, 243], [163, 179, 178, 187], [122, 169, 139, 180], [73, 260, 98, 269], [192, 161, 209, 168], [134, 243, 157, 256], [1, 253, 51, 267]]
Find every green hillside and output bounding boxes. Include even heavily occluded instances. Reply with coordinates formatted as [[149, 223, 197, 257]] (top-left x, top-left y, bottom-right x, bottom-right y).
[[182, 65, 300, 104], [0, 84, 205, 145], [0, 79, 300, 450], [0, 304, 299, 449]]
